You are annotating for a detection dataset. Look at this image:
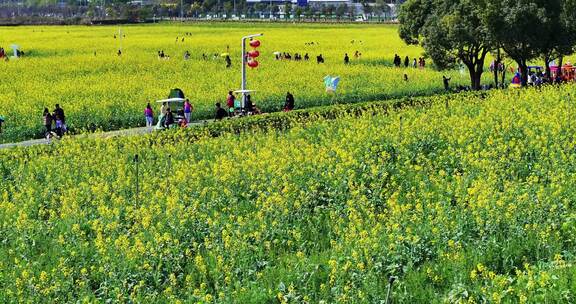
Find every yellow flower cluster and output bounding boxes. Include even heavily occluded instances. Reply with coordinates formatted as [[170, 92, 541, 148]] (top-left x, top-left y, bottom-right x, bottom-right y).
[[1, 84, 576, 301]]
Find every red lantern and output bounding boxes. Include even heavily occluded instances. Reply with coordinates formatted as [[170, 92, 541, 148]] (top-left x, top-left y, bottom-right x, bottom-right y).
[[249, 40, 261, 48], [247, 60, 259, 68], [248, 50, 260, 58]]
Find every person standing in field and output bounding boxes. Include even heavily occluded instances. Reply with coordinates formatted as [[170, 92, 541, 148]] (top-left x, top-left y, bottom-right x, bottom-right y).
[[165, 108, 174, 128], [158, 102, 168, 128], [344, 53, 350, 65], [183, 99, 193, 123], [144, 103, 154, 127], [404, 56, 409, 68], [443, 76, 451, 91], [215, 103, 228, 120], [225, 55, 232, 69], [53, 104, 66, 136], [284, 92, 295, 111], [43, 108, 53, 136], [0, 115, 4, 134], [226, 91, 236, 115]]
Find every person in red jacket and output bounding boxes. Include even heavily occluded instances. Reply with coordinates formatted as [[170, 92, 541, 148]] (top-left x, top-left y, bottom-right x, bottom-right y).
[[226, 91, 236, 116]]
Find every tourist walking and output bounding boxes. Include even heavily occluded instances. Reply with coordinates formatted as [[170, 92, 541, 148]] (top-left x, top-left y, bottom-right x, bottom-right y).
[[144, 103, 154, 127], [443, 76, 451, 91], [225, 55, 232, 69], [158, 102, 168, 127], [164, 108, 174, 128], [184, 99, 193, 123], [43, 108, 53, 136], [226, 91, 236, 115], [53, 104, 66, 136], [284, 92, 295, 111]]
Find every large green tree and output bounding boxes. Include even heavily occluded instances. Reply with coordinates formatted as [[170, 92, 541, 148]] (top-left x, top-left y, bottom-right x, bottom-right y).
[[485, 0, 576, 85], [539, 0, 576, 78], [399, 0, 493, 90]]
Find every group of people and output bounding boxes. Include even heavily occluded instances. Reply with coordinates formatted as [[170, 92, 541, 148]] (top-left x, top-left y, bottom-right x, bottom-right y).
[[147, 98, 195, 129], [223, 91, 262, 118], [158, 50, 170, 60], [0, 47, 25, 61], [393, 54, 426, 69], [214, 91, 295, 121], [344, 51, 362, 64], [42, 104, 67, 138], [275, 52, 309, 61], [525, 71, 564, 86]]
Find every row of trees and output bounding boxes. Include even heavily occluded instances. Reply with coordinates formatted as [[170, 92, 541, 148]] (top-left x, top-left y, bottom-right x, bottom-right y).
[[0, 0, 398, 21], [399, 0, 576, 89]]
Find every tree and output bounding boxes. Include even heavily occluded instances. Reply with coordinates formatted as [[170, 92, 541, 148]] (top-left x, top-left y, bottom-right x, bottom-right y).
[[284, 2, 292, 19], [335, 4, 346, 20], [304, 5, 313, 19], [374, 0, 390, 20], [189, 1, 201, 17], [294, 6, 302, 20], [223, 1, 232, 17], [399, 0, 493, 90], [326, 4, 334, 18], [347, 4, 355, 20], [360, 0, 372, 16], [538, 0, 576, 79], [484, 0, 575, 86]]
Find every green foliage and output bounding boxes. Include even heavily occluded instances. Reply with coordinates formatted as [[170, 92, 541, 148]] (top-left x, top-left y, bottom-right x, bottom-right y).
[[399, 0, 491, 89]]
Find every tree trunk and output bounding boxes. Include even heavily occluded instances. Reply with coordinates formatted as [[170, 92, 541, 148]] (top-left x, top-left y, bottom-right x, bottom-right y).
[[494, 48, 501, 88], [558, 56, 564, 78], [517, 60, 528, 87], [544, 54, 552, 80], [501, 63, 506, 89], [467, 63, 483, 90]]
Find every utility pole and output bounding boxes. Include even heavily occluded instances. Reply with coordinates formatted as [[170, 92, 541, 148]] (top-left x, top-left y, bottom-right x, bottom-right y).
[[240, 33, 263, 109], [180, 0, 184, 20]]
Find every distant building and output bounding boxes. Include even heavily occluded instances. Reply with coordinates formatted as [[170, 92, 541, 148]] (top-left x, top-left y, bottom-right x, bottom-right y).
[[246, 0, 399, 19]]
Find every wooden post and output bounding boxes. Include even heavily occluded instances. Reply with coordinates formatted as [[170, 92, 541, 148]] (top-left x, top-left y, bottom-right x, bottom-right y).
[[134, 154, 139, 204]]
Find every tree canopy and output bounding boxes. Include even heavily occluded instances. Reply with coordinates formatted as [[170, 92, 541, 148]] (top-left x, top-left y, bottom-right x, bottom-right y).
[[399, 0, 492, 90], [399, 0, 576, 88]]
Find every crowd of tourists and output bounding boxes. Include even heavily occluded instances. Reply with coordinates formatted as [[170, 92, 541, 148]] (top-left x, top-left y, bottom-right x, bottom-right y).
[[42, 104, 67, 138], [144, 91, 296, 129], [393, 54, 426, 68]]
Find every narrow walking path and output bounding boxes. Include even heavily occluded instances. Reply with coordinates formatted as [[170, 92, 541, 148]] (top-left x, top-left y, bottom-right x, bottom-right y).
[[0, 120, 213, 150]]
